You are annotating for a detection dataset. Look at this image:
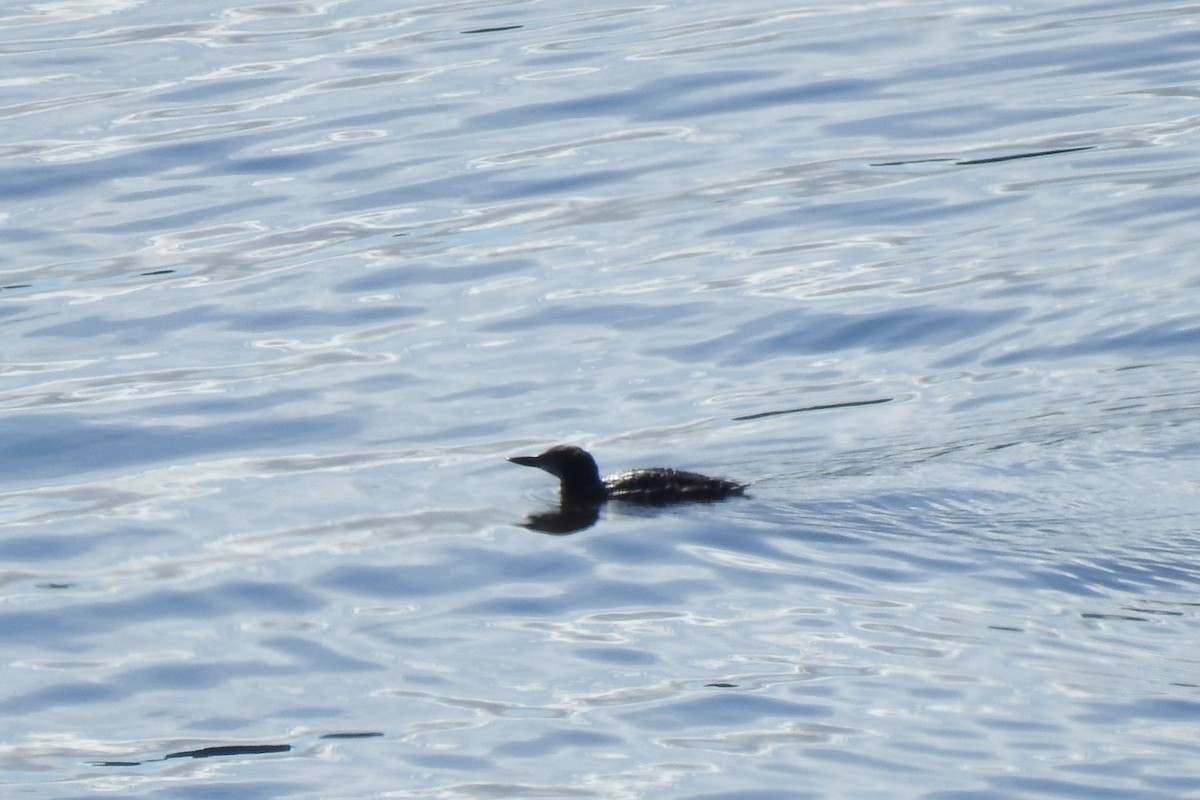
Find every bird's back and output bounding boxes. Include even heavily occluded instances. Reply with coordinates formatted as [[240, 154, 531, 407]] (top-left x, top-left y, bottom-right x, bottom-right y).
[[603, 468, 745, 505]]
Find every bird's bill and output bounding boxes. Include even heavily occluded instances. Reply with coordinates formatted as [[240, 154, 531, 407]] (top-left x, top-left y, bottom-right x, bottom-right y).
[[507, 455, 542, 468]]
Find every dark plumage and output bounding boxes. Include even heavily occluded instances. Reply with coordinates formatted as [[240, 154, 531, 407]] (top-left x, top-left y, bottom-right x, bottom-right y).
[[508, 445, 746, 506]]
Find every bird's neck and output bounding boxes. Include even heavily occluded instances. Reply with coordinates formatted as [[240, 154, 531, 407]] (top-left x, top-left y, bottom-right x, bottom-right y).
[[559, 475, 606, 505]]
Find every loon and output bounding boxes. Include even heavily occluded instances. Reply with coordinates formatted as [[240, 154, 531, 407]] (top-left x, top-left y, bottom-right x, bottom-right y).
[[508, 445, 746, 506]]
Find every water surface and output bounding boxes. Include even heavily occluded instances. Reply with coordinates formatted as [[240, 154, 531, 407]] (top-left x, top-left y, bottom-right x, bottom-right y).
[[2, 1, 1200, 798]]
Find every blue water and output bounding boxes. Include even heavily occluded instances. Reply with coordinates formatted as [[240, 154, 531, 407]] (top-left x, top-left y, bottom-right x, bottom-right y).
[[3, 1, 1200, 797]]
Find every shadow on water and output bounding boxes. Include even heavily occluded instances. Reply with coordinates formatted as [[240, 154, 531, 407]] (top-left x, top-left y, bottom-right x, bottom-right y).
[[731, 396, 892, 422], [870, 144, 1096, 167], [520, 503, 602, 535], [519, 495, 748, 535], [91, 732, 382, 767]]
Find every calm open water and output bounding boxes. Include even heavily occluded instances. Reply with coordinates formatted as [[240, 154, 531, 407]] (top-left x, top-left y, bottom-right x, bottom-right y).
[[2, 1, 1200, 797]]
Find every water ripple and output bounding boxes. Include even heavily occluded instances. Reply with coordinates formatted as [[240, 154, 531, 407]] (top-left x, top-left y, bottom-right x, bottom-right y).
[[4, 1, 1200, 798]]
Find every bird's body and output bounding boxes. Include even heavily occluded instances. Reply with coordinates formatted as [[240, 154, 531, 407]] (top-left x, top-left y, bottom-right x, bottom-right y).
[[603, 467, 745, 504], [508, 445, 745, 507]]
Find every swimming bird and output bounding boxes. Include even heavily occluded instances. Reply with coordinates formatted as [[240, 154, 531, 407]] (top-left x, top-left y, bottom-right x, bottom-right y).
[[508, 445, 746, 507]]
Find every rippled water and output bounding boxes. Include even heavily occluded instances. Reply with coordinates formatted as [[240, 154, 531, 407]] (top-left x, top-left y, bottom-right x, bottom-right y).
[[3, 1, 1200, 797]]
